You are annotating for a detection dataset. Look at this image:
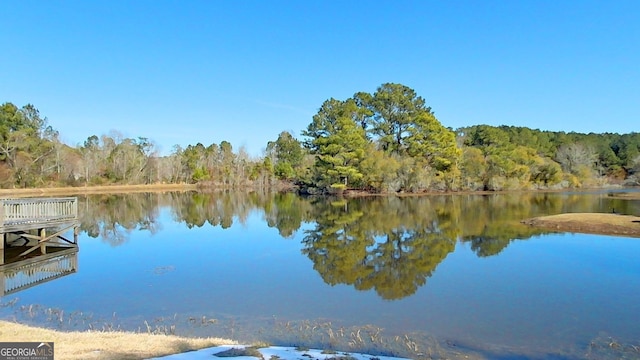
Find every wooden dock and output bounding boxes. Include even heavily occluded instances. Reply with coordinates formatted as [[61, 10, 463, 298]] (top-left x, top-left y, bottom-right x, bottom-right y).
[[0, 197, 79, 296], [0, 197, 79, 265]]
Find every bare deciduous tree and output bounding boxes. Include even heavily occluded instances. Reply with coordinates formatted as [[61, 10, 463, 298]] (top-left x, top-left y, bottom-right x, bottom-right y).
[[555, 143, 597, 174]]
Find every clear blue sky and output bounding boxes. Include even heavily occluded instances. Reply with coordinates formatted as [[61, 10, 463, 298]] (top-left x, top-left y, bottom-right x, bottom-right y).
[[1, 0, 638, 156]]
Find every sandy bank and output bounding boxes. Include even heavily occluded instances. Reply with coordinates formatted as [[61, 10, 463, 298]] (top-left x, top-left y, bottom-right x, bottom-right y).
[[522, 213, 640, 237], [607, 191, 640, 200]]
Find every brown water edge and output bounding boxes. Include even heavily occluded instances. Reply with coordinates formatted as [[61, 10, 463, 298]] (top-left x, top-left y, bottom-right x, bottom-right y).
[[2, 184, 637, 199], [522, 213, 640, 238], [0, 184, 199, 197]]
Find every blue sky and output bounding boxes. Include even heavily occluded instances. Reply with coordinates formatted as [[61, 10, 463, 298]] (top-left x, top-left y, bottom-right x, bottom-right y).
[[1, 1, 638, 156]]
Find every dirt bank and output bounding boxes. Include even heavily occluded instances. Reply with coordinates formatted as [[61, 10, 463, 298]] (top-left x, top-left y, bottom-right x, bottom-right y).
[[607, 191, 640, 200], [0, 184, 198, 198], [0, 320, 235, 360], [522, 213, 640, 237]]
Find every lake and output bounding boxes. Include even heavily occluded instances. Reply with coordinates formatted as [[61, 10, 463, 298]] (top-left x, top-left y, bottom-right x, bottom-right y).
[[1, 190, 639, 359]]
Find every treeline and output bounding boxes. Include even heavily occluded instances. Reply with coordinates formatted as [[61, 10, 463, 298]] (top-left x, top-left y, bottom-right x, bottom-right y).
[[1, 83, 639, 192]]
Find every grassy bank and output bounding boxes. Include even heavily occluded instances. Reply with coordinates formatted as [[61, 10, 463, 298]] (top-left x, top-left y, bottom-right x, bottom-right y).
[[0, 320, 235, 360]]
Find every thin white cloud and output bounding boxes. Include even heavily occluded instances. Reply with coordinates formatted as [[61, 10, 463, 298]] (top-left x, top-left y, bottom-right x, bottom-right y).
[[255, 99, 313, 116]]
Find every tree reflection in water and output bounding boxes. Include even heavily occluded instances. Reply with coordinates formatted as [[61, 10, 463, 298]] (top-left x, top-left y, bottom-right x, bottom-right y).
[[77, 193, 162, 246], [302, 198, 457, 300], [75, 190, 629, 298]]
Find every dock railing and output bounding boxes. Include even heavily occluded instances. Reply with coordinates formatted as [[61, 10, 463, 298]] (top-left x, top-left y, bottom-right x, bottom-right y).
[[0, 197, 78, 231], [0, 248, 78, 296]]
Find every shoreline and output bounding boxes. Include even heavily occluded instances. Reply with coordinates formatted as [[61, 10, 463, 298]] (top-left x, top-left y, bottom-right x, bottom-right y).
[[0, 184, 199, 197], [0, 183, 637, 199]]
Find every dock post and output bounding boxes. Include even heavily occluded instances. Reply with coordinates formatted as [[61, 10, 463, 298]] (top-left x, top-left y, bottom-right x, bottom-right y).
[[0, 234, 3, 295], [39, 228, 47, 254], [0, 268, 4, 296], [0, 234, 4, 266]]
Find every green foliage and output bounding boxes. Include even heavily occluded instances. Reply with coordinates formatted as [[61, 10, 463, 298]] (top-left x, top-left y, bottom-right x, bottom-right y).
[[463, 125, 511, 153], [0, 103, 45, 140], [405, 112, 460, 172], [302, 84, 462, 193], [192, 166, 209, 182], [369, 83, 431, 154], [530, 157, 563, 187], [274, 161, 295, 180], [460, 147, 486, 190], [359, 145, 401, 192], [266, 131, 304, 181], [460, 124, 637, 190], [0, 102, 56, 187], [303, 99, 368, 191]]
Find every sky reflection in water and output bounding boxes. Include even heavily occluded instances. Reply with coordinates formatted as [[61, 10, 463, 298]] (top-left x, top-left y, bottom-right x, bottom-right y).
[[1, 192, 639, 359]]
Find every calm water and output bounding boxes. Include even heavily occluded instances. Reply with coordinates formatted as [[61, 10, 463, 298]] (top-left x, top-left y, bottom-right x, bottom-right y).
[[1, 191, 639, 359]]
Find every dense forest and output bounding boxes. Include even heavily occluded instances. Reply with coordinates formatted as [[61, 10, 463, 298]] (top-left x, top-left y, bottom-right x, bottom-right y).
[[1, 83, 639, 192]]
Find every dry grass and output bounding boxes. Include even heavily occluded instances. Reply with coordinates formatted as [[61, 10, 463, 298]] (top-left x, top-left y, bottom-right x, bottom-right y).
[[0, 320, 236, 360], [0, 184, 198, 198], [522, 213, 640, 237]]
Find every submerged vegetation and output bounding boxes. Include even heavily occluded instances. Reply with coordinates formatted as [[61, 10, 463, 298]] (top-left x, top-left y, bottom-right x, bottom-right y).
[[2, 298, 639, 360], [2, 83, 639, 192]]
